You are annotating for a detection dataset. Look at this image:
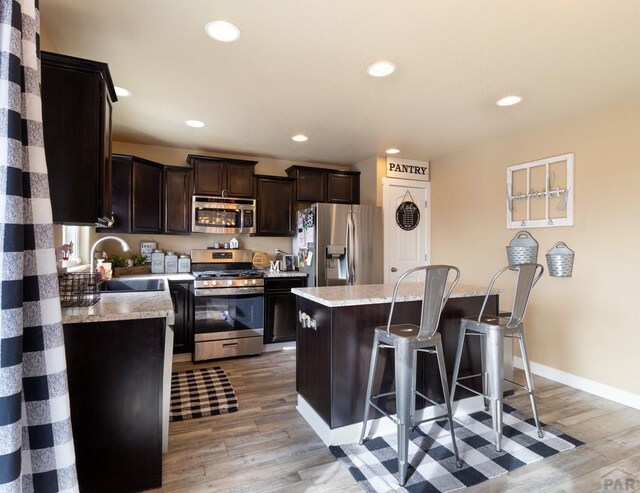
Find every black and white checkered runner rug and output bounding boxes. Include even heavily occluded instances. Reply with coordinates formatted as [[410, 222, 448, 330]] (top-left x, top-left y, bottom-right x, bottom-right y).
[[170, 367, 239, 421], [331, 404, 583, 492]]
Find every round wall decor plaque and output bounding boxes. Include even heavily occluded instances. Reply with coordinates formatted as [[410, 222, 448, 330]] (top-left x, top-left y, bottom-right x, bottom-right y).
[[396, 201, 420, 231]]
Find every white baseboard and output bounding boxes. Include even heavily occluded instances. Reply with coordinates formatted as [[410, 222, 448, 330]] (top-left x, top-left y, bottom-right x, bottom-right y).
[[514, 357, 640, 410], [172, 353, 191, 363], [264, 341, 296, 352], [296, 394, 484, 446]]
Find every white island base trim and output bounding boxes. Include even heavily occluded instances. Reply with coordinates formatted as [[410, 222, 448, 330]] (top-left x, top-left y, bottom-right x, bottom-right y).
[[297, 394, 485, 446]]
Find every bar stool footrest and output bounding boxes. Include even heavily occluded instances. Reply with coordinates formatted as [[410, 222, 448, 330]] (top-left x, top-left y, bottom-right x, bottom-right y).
[[454, 382, 485, 398]]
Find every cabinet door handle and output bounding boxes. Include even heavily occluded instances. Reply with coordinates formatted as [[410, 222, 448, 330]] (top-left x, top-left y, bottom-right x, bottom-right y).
[[298, 310, 317, 330]]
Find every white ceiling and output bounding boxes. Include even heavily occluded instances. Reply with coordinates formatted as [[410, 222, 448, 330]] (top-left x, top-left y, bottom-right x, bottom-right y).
[[41, 0, 640, 165]]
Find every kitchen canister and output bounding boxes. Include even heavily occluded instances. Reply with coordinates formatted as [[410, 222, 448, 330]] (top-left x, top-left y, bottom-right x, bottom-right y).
[[546, 242, 574, 277], [164, 251, 178, 274], [151, 249, 165, 274], [506, 230, 538, 267], [178, 255, 191, 273]]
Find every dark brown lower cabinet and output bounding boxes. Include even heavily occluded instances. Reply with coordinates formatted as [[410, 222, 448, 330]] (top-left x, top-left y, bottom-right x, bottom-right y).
[[169, 280, 193, 353], [295, 294, 497, 429], [264, 276, 306, 343], [63, 318, 165, 492]]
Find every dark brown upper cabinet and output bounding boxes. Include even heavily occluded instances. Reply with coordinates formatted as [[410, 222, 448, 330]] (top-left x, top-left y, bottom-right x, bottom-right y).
[[285, 166, 360, 204], [164, 166, 191, 234], [102, 154, 164, 234], [41, 51, 117, 226], [254, 175, 295, 237], [187, 155, 257, 198]]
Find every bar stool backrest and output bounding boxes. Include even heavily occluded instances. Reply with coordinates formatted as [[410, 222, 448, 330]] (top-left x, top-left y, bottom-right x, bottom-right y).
[[478, 263, 544, 328], [386, 265, 461, 338]]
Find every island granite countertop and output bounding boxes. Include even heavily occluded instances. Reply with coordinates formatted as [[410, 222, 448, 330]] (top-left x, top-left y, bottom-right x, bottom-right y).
[[291, 283, 499, 308]]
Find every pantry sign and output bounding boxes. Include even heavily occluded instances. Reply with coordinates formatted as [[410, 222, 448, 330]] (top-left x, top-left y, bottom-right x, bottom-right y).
[[386, 157, 430, 182]]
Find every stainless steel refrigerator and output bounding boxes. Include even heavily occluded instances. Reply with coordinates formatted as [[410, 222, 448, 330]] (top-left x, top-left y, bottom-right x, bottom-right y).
[[293, 203, 383, 287]]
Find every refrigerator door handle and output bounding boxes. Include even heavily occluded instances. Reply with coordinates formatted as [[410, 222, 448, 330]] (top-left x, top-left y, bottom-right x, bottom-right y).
[[346, 210, 356, 284]]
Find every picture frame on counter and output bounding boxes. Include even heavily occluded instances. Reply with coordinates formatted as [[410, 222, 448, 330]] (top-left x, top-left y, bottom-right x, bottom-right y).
[[140, 241, 157, 262]]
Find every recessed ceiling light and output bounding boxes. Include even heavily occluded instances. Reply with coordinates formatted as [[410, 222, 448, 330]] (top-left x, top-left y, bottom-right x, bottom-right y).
[[114, 86, 132, 97], [205, 20, 241, 42], [385, 148, 400, 154], [185, 120, 205, 128], [367, 61, 396, 78], [496, 95, 523, 107], [292, 134, 308, 142]]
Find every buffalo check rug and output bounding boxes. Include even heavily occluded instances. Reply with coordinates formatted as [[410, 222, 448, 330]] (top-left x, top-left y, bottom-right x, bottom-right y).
[[170, 367, 239, 421], [330, 404, 583, 493]]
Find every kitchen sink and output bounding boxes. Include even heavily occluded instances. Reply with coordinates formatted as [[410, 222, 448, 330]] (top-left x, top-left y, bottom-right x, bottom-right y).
[[100, 278, 165, 292]]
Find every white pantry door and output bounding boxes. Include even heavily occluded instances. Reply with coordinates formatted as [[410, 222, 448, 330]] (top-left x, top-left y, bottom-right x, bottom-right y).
[[383, 177, 430, 284]]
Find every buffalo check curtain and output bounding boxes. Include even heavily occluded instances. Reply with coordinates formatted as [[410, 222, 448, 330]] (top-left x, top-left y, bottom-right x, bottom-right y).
[[0, 1, 79, 491]]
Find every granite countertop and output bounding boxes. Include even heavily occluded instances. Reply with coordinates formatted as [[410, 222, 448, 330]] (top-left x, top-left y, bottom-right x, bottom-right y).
[[61, 276, 175, 325], [291, 283, 499, 308]]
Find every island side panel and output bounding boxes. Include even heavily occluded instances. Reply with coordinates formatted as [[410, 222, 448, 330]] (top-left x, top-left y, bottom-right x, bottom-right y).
[[330, 301, 422, 429], [329, 295, 498, 429], [296, 297, 332, 425], [416, 294, 499, 407], [63, 318, 165, 493]]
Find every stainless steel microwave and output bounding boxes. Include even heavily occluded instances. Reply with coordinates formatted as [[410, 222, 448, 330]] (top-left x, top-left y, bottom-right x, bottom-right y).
[[192, 195, 256, 234]]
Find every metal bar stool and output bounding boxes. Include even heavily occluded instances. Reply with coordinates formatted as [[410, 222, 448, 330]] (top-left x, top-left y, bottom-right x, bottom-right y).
[[359, 265, 462, 486], [450, 263, 544, 452]]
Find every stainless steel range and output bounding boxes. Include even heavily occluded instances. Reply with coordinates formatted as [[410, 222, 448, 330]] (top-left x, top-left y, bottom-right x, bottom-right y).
[[191, 249, 264, 361]]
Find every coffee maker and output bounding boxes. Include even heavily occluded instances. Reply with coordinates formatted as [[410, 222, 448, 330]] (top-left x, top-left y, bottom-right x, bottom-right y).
[[283, 254, 299, 271], [276, 249, 299, 271]]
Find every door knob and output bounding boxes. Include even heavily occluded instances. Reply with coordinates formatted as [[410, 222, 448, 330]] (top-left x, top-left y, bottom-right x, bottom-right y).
[[391, 267, 398, 272]]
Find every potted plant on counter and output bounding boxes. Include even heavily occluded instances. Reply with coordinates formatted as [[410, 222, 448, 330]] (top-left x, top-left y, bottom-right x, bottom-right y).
[[111, 252, 151, 277]]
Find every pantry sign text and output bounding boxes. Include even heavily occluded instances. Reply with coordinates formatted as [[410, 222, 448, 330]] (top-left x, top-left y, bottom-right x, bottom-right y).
[[386, 157, 430, 182]]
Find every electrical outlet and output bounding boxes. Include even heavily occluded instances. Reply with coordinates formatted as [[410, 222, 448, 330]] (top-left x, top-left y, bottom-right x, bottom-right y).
[[275, 248, 280, 254]]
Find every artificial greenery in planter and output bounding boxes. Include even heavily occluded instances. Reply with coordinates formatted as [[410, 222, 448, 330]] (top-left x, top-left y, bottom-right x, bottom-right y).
[[111, 252, 151, 277], [130, 253, 148, 266]]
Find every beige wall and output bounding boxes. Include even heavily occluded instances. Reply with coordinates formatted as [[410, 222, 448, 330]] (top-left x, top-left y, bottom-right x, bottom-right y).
[[40, 23, 58, 52], [111, 141, 350, 175], [353, 156, 377, 206], [430, 96, 640, 395]]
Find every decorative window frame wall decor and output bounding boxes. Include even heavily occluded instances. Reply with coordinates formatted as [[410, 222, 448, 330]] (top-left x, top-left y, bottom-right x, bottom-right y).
[[506, 153, 574, 229]]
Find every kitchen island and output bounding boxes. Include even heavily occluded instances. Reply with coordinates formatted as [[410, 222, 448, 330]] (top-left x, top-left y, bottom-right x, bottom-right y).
[[292, 283, 501, 445], [61, 279, 174, 493]]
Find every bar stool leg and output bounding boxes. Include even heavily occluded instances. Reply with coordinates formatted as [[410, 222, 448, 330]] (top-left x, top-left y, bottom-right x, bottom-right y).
[[450, 325, 466, 405], [517, 331, 544, 438], [410, 349, 417, 427], [435, 339, 462, 467], [486, 328, 504, 452], [480, 334, 490, 411], [359, 333, 381, 445], [395, 341, 413, 486]]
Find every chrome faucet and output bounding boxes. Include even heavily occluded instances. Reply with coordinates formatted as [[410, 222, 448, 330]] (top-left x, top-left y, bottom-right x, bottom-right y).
[[90, 235, 131, 274]]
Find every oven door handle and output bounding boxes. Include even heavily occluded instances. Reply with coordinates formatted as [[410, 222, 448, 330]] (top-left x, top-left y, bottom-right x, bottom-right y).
[[194, 287, 265, 296], [239, 207, 244, 234]]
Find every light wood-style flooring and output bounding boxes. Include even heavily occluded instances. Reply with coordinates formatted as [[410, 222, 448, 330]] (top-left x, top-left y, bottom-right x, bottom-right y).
[[151, 350, 640, 493]]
